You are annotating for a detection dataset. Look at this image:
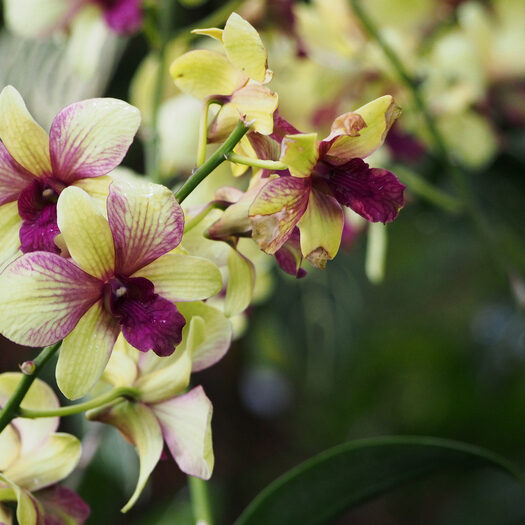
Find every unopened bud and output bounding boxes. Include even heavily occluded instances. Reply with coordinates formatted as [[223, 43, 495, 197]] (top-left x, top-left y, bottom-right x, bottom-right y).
[[19, 360, 36, 375]]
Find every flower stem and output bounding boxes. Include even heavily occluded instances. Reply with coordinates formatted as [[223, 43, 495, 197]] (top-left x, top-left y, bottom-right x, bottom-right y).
[[394, 165, 463, 214], [18, 387, 140, 419], [227, 152, 288, 172], [175, 121, 250, 204], [188, 476, 213, 525], [145, 0, 175, 182], [197, 99, 223, 168], [0, 342, 61, 433]]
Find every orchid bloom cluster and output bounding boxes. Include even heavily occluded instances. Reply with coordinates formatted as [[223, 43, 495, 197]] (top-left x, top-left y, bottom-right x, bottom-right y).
[[0, 11, 406, 521]]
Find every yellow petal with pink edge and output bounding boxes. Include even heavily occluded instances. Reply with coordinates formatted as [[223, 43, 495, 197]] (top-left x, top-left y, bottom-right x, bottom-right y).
[[4, 433, 81, 492], [0, 373, 59, 456], [49, 98, 140, 183], [132, 253, 222, 302], [322, 95, 401, 164], [249, 176, 310, 254], [0, 252, 101, 347], [0, 86, 51, 176], [56, 301, 120, 400], [57, 186, 115, 280], [153, 386, 214, 479], [280, 133, 319, 178], [107, 179, 184, 276], [223, 12, 268, 82], [87, 401, 163, 513], [298, 188, 344, 269], [170, 49, 246, 100]]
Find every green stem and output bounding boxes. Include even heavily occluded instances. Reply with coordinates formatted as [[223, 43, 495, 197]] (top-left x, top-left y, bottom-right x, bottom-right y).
[[188, 476, 213, 525], [227, 152, 288, 172], [175, 121, 250, 204], [18, 387, 140, 419], [196, 99, 222, 168], [349, 0, 449, 168], [183, 202, 228, 233], [0, 342, 61, 433], [145, 0, 175, 181], [394, 165, 463, 214]]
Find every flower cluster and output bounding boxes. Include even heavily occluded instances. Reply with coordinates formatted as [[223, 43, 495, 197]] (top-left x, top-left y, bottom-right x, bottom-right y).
[[0, 11, 406, 518]]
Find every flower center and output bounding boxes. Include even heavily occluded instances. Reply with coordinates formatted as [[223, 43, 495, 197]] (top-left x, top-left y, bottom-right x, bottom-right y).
[[103, 275, 186, 357], [18, 180, 62, 254]]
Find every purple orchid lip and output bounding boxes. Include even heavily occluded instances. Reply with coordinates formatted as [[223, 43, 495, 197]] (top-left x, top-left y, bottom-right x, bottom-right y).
[[103, 275, 186, 357], [18, 180, 62, 254]]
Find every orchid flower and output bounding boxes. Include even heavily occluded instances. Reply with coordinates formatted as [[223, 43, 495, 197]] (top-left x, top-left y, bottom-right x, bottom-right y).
[[4, 0, 143, 38], [0, 85, 140, 265], [0, 181, 223, 400], [87, 301, 232, 511], [0, 373, 87, 525], [170, 12, 279, 142], [249, 95, 406, 268]]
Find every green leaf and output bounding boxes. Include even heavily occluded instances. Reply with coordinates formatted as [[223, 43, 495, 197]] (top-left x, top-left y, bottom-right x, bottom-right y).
[[235, 436, 524, 525]]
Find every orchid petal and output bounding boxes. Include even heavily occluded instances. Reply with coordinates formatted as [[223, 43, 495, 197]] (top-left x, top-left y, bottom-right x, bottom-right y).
[[4, 0, 74, 37], [170, 50, 246, 100], [72, 175, 112, 214], [153, 386, 214, 479], [107, 180, 184, 275], [0, 252, 100, 347], [298, 188, 344, 269], [328, 159, 406, 223], [321, 95, 401, 164], [231, 85, 278, 135], [225, 249, 255, 317], [88, 401, 163, 513], [177, 301, 232, 372], [0, 476, 41, 525], [57, 301, 119, 400], [0, 86, 51, 176], [135, 343, 192, 404], [37, 486, 90, 525], [280, 133, 319, 178], [223, 12, 268, 82], [132, 253, 222, 302], [0, 424, 20, 471], [4, 432, 81, 492], [249, 176, 310, 254], [57, 186, 115, 280], [0, 373, 59, 456], [0, 202, 22, 265], [0, 142, 34, 206], [49, 98, 140, 183], [102, 334, 139, 388], [191, 27, 223, 41]]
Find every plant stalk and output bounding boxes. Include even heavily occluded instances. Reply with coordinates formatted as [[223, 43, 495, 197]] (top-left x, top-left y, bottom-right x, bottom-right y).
[[175, 121, 250, 204], [0, 342, 61, 433]]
